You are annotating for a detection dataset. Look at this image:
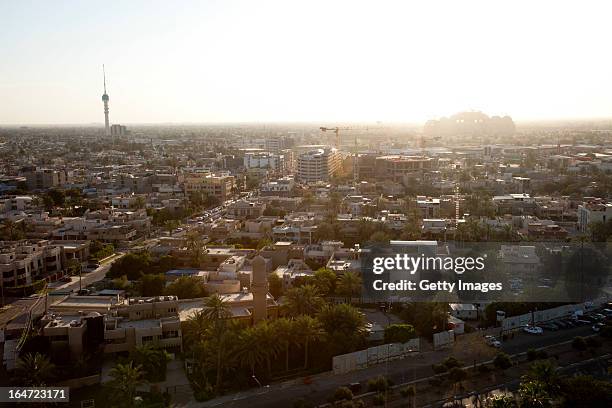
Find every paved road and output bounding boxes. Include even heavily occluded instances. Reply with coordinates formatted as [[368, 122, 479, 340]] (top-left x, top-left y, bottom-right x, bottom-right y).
[[500, 325, 593, 354], [49, 255, 121, 293], [1, 254, 125, 329], [192, 325, 595, 408]]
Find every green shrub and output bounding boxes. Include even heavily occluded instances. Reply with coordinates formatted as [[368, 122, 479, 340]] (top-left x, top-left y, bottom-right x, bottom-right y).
[[493, 352, 512, 370], [373, 393, 386, 406], [478, 364, 491, 373], [384, 323, 417, 343], [448, 367, 468, 384], [432, 363, 447, 374], [442, 356, 463, 369], [367, 376, 390, 392], [331, 387, 353, 402], [537, 350, 548, 359]]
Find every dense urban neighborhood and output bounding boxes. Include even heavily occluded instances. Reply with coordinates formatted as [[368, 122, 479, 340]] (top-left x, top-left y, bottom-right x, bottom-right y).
[[2, 1, 612, 406], [1, 116, 612, 407]]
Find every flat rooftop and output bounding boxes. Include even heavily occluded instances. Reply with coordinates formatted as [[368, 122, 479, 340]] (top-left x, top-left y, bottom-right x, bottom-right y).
[[50, 295, 117, 310]]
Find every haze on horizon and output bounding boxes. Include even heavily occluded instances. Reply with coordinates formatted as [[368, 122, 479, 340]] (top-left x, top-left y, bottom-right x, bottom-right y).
[[1, 0, 611, 125]]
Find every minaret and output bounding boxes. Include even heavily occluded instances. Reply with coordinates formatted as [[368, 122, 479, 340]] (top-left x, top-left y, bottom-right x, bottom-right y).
[[251, 255, 268, 323], [102, 65, 110, 137]]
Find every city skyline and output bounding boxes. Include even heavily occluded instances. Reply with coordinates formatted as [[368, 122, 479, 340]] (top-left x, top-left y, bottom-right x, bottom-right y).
[[2, 0, 612, 125]]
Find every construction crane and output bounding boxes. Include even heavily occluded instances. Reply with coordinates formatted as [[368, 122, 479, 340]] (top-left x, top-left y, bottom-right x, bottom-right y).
[[319, 126, 365, 184], [319, 126, 356, 149]]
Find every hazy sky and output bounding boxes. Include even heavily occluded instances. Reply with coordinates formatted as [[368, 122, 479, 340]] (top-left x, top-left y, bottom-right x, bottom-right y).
[[1, 0, 611, 125]]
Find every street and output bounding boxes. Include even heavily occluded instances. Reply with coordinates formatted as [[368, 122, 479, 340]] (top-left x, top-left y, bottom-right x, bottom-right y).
[[192, 325, 595, 408]]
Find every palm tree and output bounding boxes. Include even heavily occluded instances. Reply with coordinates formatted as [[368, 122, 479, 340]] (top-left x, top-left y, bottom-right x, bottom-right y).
[[294, 315, 324, 369], [185, 231, 204, 267], [202, 294, 231, 392], [517, 380, 552, 408], [317, 303, 367, 354], [202, 294, 231, 321], [15, 353, 55, 386], [485, 394, 517, 408], [522, 360, 559, 396], [131, 343, 169, 382], [253, 321, 281, 377], [2, 219, 15, 240], [107, 361, 146, 408], [283, 284, 324, 317], [134, 196, 146, 210], [235, 326, 268, 377], [184, 308, 209, 346], [271, 318, 299, 371], [336, 271, 362, 303]]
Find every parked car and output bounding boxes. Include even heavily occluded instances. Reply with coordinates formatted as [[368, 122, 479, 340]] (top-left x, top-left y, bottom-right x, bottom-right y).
[[575, 319, 592, 325], [540, 323, 559, 331], [485, 335, 502, 348], [592, 323, 605, 333], [563, 319, 576, 327], [523, 326, 543, 335]]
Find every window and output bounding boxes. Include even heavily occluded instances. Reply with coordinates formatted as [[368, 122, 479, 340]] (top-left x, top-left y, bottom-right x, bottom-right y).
[[163, 330, 178, 338], [141, 336, 153, 343]]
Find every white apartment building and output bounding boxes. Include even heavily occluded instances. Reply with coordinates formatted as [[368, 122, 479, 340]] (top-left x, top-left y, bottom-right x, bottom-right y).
[[0, 240, 64, 288], [297, 148, 341, 183], [577, 198, 612, 233], [243, 152, 287, 172]]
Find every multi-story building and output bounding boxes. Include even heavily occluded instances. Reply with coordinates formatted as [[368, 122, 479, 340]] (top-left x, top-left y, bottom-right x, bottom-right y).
[[42, 295, 182, 358], [577, 198, 612, 233], [110, 124, 128, 136], [356, 153, 378, 181], [0, 196, 34, 213], [297, 148, 341, 183], [0, 240, 65, 288], [260, 177, 296, 196], [492, 194, 538, 215], [20, 167, 71, 190], [183, 173, 235, 201], [374, 156, 438, 182], [226, 200, 266, 220], [416, 196, 441, 218], [243, 152, 287, 172]]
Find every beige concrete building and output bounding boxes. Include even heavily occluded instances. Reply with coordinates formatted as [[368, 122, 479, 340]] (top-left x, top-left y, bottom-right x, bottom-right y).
[[43, 295, 183, 358], [0, 240, 65, 288], [297, 148, 341, 183], [183, 173, 235, 202]]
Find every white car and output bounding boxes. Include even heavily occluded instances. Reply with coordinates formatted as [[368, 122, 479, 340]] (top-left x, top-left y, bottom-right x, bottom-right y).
[[523, 326, 544, 335], [485, 335, 501, 347]]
